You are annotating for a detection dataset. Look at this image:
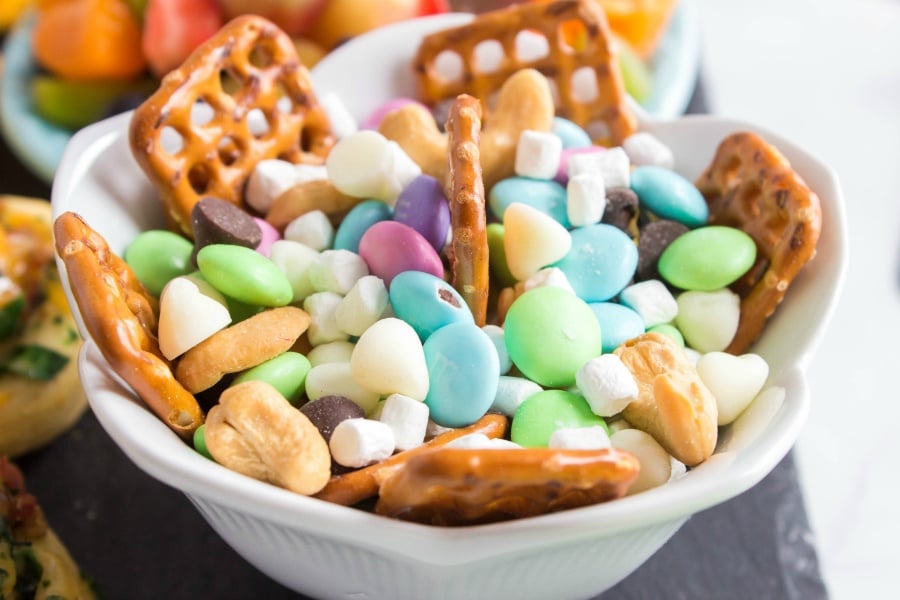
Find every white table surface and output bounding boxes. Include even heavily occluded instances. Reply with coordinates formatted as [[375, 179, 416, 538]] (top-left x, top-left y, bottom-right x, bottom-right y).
[[695, 0, 900, 597]]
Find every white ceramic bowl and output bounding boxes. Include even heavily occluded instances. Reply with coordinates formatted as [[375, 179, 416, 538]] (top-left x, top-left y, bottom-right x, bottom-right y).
[[51, 13, 847, 600]]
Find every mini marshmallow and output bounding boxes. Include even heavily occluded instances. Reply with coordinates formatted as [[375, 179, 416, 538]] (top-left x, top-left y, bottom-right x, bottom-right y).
[[482, 324, 512, 374], [623, 131, 675, 169], [308, 249, 370, 295], [319, 92, 359, 140], [515, 129, 563, 180], [548, 425, 611, 450], [307, 340, 356, 367], [425, 419, 454, 440], [523, 267, 575, 295], [490, 375, 543, 417], [325, 131, 422, 203], [567, 146, 630, 188], [575, 354, 638, 417], [268, 239, 319, 302], [283, 210, 334, 252], [444, 433, 522, 450], [334, 275, 389, 336], [158, 275, 231, 360], [305, 362, 380, 414], [329, 418, 395, 468], [610, 428, 674, 494], [303, 291, 349, 346], [246, 159, 328, 213], [567, 172, 606, 227], [618, 279, 678, 328], [378, 393, 429, 451]]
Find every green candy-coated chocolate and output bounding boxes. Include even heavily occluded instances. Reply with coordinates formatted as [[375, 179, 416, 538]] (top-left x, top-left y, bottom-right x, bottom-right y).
[[647, 323, 684, 347], [193, 424, 213, 460], [658, 226, 757, 291], [197, 244, 293, 306], [504, 287, 602, 387], [125, 230, 194, 296], [511, 390, 607, 447], [233, 352, 311, 405], [487, 223, 516, 287]]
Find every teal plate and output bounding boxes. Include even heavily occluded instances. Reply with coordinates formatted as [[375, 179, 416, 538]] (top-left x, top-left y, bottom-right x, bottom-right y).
[[0, 1, 699, 184]]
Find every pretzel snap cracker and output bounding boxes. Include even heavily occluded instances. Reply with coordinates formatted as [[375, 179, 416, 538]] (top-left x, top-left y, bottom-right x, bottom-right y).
[[413, 0, 636, 143], [445, 94, 489, 327], [696, 131, 822, 355], [375, 446, 640, 526], [130, 15, 336, 237], [54, 212, 203, 438]]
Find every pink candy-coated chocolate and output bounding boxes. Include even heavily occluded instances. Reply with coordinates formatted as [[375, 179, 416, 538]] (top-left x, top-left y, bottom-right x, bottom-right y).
[[362, 98, 427, 130], [555, 146, 607, 185], [254, 217, 281, 257], [358, 221, 444, 287]]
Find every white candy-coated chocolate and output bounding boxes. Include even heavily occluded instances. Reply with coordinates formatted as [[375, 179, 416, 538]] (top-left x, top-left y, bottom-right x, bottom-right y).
[[308, 249, 370, 295], [329, 418, 395, 468], [675, 288, 741, 353], [567, 146, 630, 188], [610, 428, 673, 495], [549, 425, 611, 450], [575, 354, 638, 417], [269, 239, 319, 302], [158, 275, 231, 360], [350, 318, 429, 401], [335, 275, 389, 337], [305, 362, 380, 414], [319, 92, 359, 140], [491, 375, 543, 417], [307, 340, 356, 367], [622, 132, 675, 169], [378, 393, 429, 451], [283, 210, 334, 252], [696, 352, 769, 425], [515, 129, 563, 180], [567, 172, 606, 227], [303, 291, 349, 347], [503, 202, 572, 281], [246, 159, 328, 213], [619, 279, 678, 328]]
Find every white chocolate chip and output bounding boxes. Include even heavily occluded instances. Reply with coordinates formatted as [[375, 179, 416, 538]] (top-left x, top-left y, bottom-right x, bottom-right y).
[[675, 288, 741, 353], [283, 210, 334, 252], [619, 279, 678, 328], [335, 275, 388, 337], [503, 202, 572, 281], [269, 239, 319, 303], [303, 291, 349, 346], [305, 362, 380, 414], [610, 428, 673, 494], [696, 352, 770, 425], [158, 275, 231, 360]]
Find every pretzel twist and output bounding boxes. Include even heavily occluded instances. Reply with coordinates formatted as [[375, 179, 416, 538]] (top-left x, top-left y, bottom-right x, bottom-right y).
[[54, 212, 203, 437], [129, 15, 336, 237], [413, 0, 636, 144], [445, 95, 489, 326], [696, 131, 822, 354]]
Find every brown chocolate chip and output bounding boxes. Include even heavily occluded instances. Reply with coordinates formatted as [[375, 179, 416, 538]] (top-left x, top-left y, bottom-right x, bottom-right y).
[[300, 395, 366, 443], [191, 197, 262, 264], [601, 187, 639, 235], [636, 219, 689, 282]]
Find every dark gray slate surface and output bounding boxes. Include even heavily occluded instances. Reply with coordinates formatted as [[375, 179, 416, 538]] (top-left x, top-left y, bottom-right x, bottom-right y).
[[5, 77, 828, 600]]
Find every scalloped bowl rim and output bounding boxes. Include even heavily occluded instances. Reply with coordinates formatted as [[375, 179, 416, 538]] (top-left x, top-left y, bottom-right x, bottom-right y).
[[52, 12, 847, 571]]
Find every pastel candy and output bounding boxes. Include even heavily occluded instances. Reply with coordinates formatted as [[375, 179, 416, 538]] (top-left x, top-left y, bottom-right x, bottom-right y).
[[588, 302, 645, 353], [489, 177, 570, 227], [647, 323, 685, 346], [392, 175, 450, 252], [696, 352, 769, 425], [552, 116, 592, 149], [510, 390, 607, 447], [555, 223, 638, 302], [232, 351, 311, 405], [504, 286, 602, 388], [333, 200, 393, 253], [675, 288, 741, 353], [254, 217, 281, 257], [389, 270, 474, 341], [350, 318, 429, 401], [196, 244, 293, 307], [125, 229, 194, 296], [358, 221, 444, 287], [630, 166, 708, 227], [423, 322, 500, 427], [658, 226, 757, 291], [503, 202, 572, 282], [486, 223, 516, 287]]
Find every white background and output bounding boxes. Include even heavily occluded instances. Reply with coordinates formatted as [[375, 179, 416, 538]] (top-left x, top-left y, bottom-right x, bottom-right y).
[[695, 0, 900, 597]]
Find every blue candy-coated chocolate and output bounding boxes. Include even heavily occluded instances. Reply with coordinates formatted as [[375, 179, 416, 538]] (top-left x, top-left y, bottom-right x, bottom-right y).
[[588, 302, 646, 353], [554, 224, 638, 302], [630, 166, 709, 228], [389, 270, 474, 341], [552, 116, 592, 149], [489, 177, 570, 228], [333, 200, 393, 253]]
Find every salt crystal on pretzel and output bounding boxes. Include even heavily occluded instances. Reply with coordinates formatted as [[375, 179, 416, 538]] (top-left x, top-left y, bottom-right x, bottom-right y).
[[695, 131, 822, 354], [412, 0, 636, 144], [129, 15, 335, 237]]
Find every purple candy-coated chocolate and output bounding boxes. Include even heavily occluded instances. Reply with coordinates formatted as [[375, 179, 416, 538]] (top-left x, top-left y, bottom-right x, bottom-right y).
[[555, 146, 607, 185], [254, 217, 281, 258], [361, 98, 426, 130], [358, 221, 444, 288], [392, 175, 450, 252]]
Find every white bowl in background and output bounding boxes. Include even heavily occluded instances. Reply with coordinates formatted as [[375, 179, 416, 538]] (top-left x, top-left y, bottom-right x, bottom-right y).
[[51, 13, 847, 600]]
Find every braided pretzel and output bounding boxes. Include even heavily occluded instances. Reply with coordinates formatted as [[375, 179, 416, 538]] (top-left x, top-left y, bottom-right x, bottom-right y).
[[695, 131, 822, 355], [129, 15, 336, 237], [375, 446, 640, 526], [445, 94, 490, 326], [413, 0, 636, 144], [54, 212, 203, 438]]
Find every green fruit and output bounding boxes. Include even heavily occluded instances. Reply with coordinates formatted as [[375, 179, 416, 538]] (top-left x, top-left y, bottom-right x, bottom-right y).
[[617, 39, 653, 104], [30, 76, 156, 130]]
